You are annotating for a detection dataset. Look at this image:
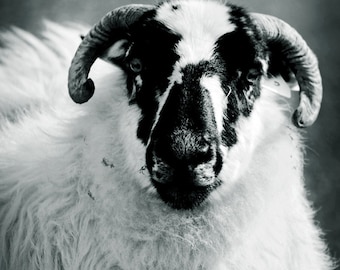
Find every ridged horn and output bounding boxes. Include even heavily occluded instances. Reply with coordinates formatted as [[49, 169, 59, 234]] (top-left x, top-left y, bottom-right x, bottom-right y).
[[251, 13, 322, 127], [68, 4, 154, 104]]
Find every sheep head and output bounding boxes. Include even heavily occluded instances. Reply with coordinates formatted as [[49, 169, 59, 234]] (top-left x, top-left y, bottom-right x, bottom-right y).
[[68, 0, 322, 209]]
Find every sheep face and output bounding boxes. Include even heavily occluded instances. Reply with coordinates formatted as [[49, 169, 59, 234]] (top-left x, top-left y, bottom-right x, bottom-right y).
[[104, 1, 267, 209], [69, 0, 322, 209]]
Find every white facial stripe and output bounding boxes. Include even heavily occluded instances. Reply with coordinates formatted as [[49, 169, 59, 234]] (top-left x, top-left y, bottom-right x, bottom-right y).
[[156, 1, 236, 67], [200, 75, 226, 134], [169, 62, 183, 85], [146, 85, 172, 147]]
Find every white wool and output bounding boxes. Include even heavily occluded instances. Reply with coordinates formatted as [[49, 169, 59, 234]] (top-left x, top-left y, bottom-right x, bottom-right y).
[[156, 0, 235, 67], [0, 23, 335, 270]]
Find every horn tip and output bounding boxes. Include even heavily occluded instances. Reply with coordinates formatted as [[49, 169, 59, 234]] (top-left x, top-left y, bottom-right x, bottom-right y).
[[292, 109, 308, 128], [292, 104, 319, 128], [69, 79, 95, 104]]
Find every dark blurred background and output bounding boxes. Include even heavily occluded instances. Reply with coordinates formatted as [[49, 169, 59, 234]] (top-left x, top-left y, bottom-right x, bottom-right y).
[[0, 0, 338, 266]]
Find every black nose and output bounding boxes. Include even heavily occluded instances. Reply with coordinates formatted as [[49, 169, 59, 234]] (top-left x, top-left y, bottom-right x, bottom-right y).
[[147, 130, 221, 185], [146, 130, 223, 209]]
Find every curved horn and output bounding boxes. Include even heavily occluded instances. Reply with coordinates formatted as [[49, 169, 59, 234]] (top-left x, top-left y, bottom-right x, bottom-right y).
[[251, 13, 322, 127], [68, 4, 154, 104]]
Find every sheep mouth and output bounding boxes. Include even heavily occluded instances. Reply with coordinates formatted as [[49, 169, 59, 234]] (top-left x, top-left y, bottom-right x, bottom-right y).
[[152, 179, 221, 210]]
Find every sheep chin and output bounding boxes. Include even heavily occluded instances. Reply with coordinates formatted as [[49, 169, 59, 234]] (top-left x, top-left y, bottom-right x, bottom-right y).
[[152, 179, 222, 210]]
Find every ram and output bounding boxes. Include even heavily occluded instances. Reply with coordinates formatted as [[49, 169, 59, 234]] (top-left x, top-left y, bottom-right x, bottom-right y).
[[0, 0, 334, 269]]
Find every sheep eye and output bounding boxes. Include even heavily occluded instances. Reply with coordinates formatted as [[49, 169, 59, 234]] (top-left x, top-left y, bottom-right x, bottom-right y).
[[246, 69, 260, 81], [129, 58, 143, 73]]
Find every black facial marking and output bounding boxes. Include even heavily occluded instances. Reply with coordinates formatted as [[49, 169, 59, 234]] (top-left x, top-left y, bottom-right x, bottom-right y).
[[126, 16, 181, 144], [212, 4, 267, 148], [227, 3, 266, 62]]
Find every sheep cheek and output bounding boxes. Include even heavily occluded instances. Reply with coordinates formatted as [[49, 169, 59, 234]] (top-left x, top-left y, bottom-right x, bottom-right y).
[[117, 102, 151, 190]]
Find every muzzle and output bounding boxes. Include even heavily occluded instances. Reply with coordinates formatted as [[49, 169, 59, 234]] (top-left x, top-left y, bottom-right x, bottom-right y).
[[145, 76, 223, 209]]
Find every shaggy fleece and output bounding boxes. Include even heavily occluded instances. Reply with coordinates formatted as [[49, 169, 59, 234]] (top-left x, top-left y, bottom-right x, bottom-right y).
[[0, 23, 335, 270]]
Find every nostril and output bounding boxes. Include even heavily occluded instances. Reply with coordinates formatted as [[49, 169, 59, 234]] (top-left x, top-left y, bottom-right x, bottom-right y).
[[149, 156, 174, 184], [152, 168, 172, 184], [155, 171, 163, 179], [195, 143, 216, 166], [197, 133, 216, 155]]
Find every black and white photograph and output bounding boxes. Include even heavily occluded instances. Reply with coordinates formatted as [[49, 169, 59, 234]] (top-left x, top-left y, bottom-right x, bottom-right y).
[[0, 0, 339, 269]]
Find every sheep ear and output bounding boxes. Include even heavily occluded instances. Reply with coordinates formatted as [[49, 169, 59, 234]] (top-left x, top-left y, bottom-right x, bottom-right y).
[[99, 39, 130, 65]]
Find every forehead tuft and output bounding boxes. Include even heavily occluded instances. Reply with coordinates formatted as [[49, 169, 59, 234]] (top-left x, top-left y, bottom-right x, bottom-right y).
[[155, 0, 236, 65], [156, 0, 235, 40]]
